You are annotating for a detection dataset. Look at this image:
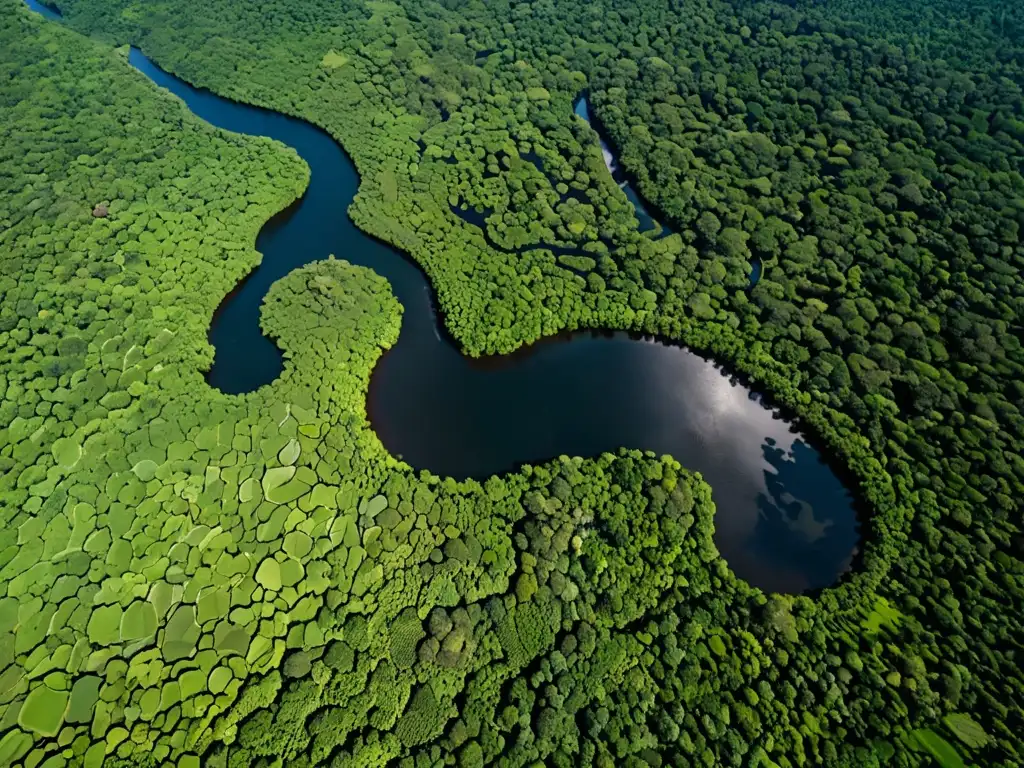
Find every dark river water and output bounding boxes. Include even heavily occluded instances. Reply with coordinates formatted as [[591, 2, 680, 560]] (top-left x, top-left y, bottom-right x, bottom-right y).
[[26, 0, 858, 592]]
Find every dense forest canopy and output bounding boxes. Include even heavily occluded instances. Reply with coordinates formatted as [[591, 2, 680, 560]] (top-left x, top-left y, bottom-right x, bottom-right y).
[[1, 0, 1023, 766]]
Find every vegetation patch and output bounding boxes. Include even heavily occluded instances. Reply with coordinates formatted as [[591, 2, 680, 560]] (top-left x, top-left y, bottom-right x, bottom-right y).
[[860, 595, 904, 636], [908, 728, 967, 768], [320, 48, 348, 69], [943, 713, 990, 749]]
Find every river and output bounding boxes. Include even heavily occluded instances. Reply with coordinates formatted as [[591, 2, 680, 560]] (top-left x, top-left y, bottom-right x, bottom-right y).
[[24, 0, 858, 592]]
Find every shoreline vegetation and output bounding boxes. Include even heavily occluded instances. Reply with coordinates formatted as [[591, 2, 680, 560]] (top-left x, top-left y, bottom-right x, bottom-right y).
[[3, 0, 1023, 766]]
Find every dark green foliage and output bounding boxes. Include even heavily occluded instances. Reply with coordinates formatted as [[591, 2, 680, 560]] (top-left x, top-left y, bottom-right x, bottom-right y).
[[394, 685, 446, 747], [323, 640, 355, 674], [390, 608, 426, 670]]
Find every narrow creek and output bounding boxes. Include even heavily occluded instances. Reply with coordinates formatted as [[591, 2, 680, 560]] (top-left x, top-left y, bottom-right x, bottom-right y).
[[573, 96, 670, 238], [26, 0, 858, 592]]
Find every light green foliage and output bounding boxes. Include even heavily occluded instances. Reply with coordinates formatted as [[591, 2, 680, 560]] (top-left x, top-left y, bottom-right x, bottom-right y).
[[87, 605, 123, 646], [121, 600, 158, 641], [255, 558, 282, 591], [861, 596, 903, 636], [163, 605, 201, 661], [320, 49, 349, 69], [908, 729, 967, 768], [18, 686, 68, 737], [262, 466, 295, 497], [943, 713, 989, 749], [51, 437, 82, 469], [366, 495, 389, 517]]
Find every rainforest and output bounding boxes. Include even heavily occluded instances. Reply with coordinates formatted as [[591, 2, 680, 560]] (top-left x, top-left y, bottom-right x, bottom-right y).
[[1, 0, 1023, 766]]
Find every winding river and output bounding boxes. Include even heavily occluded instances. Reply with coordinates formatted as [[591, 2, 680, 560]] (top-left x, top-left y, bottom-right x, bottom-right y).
[[26, 0, 858, 592]]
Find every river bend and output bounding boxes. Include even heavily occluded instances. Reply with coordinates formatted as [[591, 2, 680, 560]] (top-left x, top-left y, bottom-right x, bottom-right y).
[[25, 0, 860, 592]]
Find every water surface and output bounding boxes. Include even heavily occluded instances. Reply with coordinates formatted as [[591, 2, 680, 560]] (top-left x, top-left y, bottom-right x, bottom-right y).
[[25, 0, 59, 19]]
